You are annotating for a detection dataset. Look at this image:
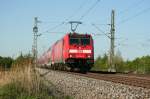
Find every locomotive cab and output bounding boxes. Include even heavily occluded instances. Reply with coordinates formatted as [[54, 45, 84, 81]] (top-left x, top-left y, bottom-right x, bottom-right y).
[[66, 33, 94, 71]]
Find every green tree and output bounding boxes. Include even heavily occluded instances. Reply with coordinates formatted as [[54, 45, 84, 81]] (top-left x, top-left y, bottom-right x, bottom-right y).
[[0, 56, 14, 69], [12, 53, 33, 68], [114, 50, 124, 72], [123, 55, 150, 74], [93, 53, 109, 71]]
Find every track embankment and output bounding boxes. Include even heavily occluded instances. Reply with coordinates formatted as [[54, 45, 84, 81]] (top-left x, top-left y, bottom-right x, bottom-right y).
[[37, 68, 150, 99], [68, 72, 150, 89]]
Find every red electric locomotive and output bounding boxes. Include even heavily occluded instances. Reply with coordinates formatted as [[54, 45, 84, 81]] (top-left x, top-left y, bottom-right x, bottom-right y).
[[38, 33, 94, 72]]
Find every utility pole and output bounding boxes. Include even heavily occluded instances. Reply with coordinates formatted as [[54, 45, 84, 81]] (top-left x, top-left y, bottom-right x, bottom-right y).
[[33, 17, 41, 70], [109, 10, 116, 72]]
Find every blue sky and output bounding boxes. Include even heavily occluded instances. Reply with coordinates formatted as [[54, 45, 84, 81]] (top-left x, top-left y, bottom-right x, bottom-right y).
[[0, 0, 150, 60]]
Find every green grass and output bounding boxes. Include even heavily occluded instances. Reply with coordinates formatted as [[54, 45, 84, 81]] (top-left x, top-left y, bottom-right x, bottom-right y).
[[0, 81, 72, 99], [0, 66, 73, 99], [0, 82, 53, 99]]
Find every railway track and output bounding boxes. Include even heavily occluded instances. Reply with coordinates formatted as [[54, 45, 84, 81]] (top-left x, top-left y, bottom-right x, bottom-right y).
[[38, 67, 150, 89], [37, 68, 150, 98], [66, 71, 150, 89]]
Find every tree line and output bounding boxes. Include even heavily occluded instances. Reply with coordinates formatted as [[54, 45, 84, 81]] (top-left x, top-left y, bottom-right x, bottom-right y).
[[93, 51, 150, 74], [0, 53, 33, 70], [0, 52, 150, 74]]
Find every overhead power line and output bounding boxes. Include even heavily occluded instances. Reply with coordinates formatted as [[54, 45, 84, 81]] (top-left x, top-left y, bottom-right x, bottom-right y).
[[65, 0, 90, 21], [40, 0, 101, 34], [40, 21, 64, 24], [44, 31, 66, 34], [91, 23, 110, 38], [79, 0, 101, 20], [41, 22, 66, 34], [40, 0, 91, 34], [118, 0, 146, 15], [91, 23, 109, 26], [118, 7, 150, 25]]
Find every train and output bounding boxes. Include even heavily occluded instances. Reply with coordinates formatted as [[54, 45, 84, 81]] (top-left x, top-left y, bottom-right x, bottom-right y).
[[38, 32, 94, 73]]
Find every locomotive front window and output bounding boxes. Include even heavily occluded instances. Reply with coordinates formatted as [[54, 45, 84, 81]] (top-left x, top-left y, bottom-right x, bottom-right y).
[[81, 38, 90, 45], [70, 38, 80, 45]]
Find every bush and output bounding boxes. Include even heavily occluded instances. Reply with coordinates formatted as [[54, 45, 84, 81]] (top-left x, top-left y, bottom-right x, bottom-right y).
[[92, 54, 109, 71], [0, 56, 13, 69]]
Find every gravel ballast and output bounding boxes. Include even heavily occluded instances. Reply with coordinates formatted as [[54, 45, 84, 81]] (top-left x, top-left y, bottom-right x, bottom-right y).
[[38, 69, 150, 99]]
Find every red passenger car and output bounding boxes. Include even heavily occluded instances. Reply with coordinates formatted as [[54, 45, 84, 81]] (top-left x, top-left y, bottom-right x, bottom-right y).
[[38, 33, 94, 72]]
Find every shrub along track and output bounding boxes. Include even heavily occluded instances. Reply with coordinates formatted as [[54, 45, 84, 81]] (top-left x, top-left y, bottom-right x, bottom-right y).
[[65, 71, 150, 89]]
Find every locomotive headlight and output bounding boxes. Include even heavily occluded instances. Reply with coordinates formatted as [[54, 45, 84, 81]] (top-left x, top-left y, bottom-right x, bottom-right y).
[[70, 54, 72, 58], [88, 55, 91, 58]]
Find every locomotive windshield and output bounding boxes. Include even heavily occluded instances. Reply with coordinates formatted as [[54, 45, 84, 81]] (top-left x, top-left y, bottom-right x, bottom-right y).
[[70, 37, 90, 45], [81, 38, 90, 45], [70, 38, 80, 45]]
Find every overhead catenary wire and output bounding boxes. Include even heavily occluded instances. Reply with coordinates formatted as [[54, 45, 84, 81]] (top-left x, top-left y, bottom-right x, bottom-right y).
[[39, 21, 65, 24], [40, 22, 66, 34], [43, 31, 67, 34], [91, 23, 110, 38], [118, 7, 150, 25], [40, 0, 102, 34], [64, 0, 90, 21], [118, 0, 146, 15], [91, 23, 109, 26], [40, 0, 91, 34], [79, 0, 101, 20]]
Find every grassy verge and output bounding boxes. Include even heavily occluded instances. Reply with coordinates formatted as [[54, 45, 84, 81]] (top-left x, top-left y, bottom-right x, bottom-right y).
[[0, 66, 72, 99]]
